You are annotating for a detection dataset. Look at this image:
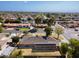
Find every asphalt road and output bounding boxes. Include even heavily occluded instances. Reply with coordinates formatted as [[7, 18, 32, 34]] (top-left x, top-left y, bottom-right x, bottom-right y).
[[63, 28, 79, 40]]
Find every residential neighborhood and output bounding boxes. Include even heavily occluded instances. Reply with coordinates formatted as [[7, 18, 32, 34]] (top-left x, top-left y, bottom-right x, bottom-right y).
[[0, 1, 79, 58], [0, 11, 79, 58]]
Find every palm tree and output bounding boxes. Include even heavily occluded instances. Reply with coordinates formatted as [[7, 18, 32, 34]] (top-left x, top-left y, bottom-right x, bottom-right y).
[[55, 26, 64, 39]]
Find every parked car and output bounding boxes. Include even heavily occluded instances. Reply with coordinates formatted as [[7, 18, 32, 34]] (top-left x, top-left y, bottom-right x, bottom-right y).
[[74, 28, 78, 31]]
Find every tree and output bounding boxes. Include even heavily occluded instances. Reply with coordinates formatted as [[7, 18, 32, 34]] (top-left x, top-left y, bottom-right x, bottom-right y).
[[44, 26, 52, 37], [17, 17, 22, 21], [60, 43, 68, 57], [0, 26, 3, 33], [72, 47, 79, 58], [0, 17, 3, 23], [60, 38, 79, 58], [47, 15, 56, 26], [69, 38, 79, 49], [11, 36, 20, 44], [34, 15, 42, 24], [55, 26, 64, 39], [46, 13, 51, 18], [69, 38, 79, 58], [61, 14, 66, 17]]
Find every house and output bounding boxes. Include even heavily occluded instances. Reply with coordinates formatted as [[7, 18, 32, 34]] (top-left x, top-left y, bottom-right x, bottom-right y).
[[3, 23, 32, 28], [33, 24, 48, 28], [17, 36, 61, 57]]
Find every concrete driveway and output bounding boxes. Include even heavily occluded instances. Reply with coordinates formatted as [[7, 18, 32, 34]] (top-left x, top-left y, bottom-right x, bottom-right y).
[[1, 46, 15, 56]]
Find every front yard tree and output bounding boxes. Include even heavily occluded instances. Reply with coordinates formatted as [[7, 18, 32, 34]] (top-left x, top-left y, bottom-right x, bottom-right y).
[[69, 38, 79, 49], [44, 26, 52, 37], [60, 38, 79, 58], [60, 43, 68, 58], [69, 38, 79, 58], [11, 36, 20, 44], [55, 26, 64, 39]]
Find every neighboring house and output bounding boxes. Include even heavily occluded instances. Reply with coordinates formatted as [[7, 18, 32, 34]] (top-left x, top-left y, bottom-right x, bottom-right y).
[[17, 36, 61, 57], [3, 23, 32, 28], [33, 24, 48, 28]]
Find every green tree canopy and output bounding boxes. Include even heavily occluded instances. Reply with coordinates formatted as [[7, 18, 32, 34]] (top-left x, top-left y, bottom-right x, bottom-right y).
[[11, 36, 20, 44], [55, 26, 64, 39], [69, 38, 79, 48], [0, 26, 3, 33], [47, 15, 56, 26], [60, 38, 79, 58], [34, 15, 42, 24], [44, 26, 52, 37], [60, 43, 68, 57], [0, 17, 3, 23]]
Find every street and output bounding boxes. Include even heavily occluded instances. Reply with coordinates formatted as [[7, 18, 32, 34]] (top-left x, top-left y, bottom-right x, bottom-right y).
[[63, 28, 79, 40]]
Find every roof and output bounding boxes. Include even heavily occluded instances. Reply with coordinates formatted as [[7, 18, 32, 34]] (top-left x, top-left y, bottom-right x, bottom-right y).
[[3, 30, 22, 33], [20, 36, 60, 45], [3, 23, 31, 27]]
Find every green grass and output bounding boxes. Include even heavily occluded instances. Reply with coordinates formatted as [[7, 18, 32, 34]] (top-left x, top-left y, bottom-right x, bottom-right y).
[[19, 28, 30, 31]]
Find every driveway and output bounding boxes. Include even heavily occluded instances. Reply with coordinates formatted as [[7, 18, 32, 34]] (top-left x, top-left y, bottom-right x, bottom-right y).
[[1, 46, 15, 56]]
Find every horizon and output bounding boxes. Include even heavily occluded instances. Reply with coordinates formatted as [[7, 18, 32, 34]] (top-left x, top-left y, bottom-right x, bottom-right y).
[[0, 1, 79, 13]]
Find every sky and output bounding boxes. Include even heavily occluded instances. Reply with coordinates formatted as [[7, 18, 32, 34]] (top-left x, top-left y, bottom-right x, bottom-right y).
[[0, 1, 79, 12]]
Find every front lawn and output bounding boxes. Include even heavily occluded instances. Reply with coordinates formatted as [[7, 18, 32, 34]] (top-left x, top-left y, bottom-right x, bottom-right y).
[[10, 48, 20, 57], [10, 48, 32, 58], [10, 49, 61, 57], [18, 28, 30, 31], [51, 32, 64, 40]]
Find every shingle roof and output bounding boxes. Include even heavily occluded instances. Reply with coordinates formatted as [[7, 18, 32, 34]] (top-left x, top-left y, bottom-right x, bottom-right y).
[[20, 36, 60, 45]]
